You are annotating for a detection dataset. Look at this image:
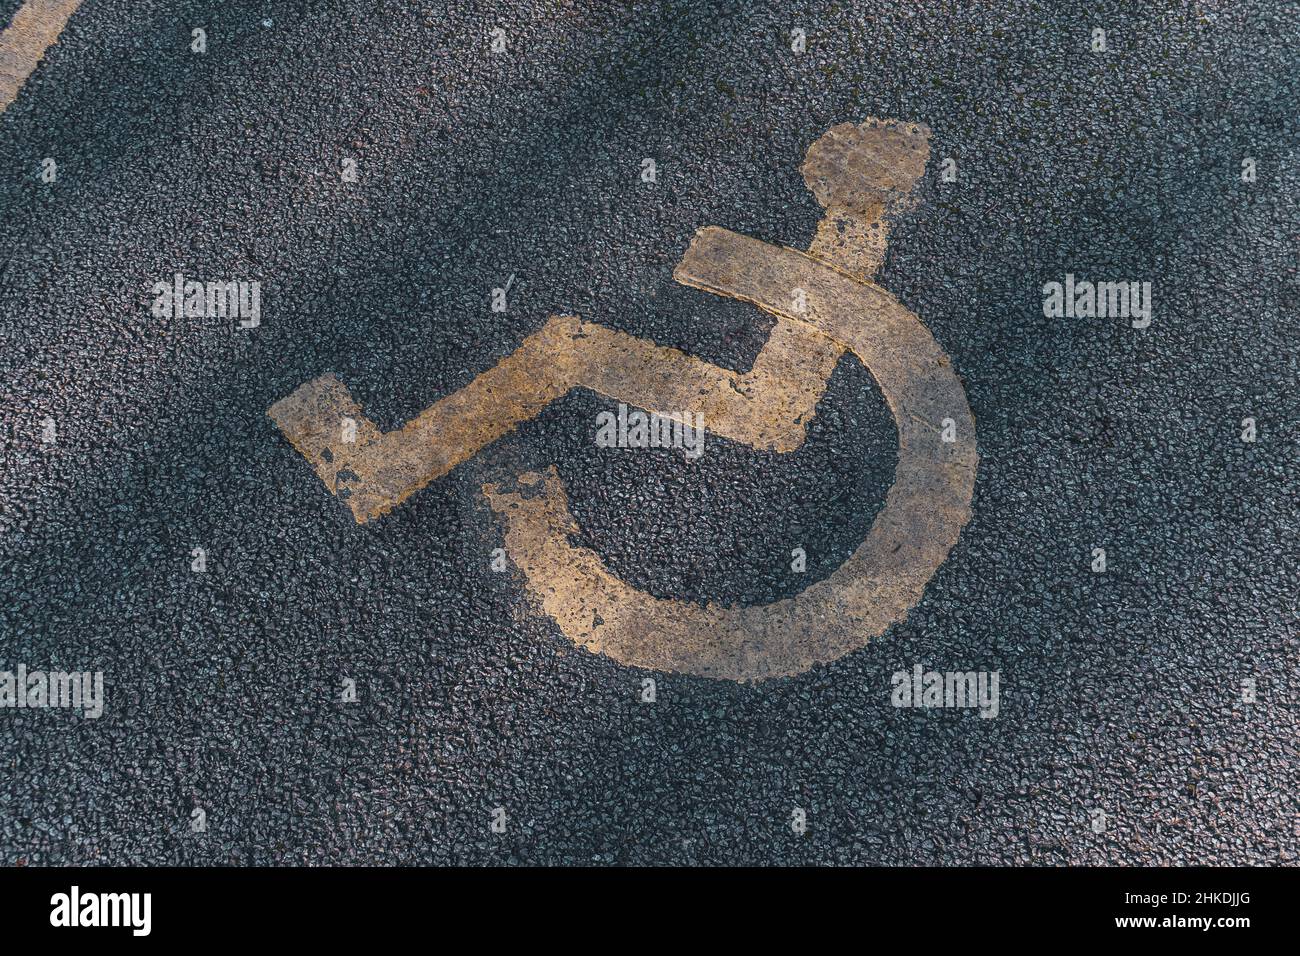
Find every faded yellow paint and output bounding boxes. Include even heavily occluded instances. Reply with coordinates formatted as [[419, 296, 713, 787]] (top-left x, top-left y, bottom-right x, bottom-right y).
[[270, 118, 977, 681], [0, 0, 84, 114], [485, 225, 976, 681], [803, 118, 930, 282], [271, 312, 846, 523], [270, 119, 930, 523]]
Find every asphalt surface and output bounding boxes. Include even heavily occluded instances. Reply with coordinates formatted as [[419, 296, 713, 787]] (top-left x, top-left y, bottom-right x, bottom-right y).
[[0, 0, 1296, 865]]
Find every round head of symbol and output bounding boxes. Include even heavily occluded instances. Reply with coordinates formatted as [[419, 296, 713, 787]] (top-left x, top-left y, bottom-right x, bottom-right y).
[[800, 117, 932, 216]]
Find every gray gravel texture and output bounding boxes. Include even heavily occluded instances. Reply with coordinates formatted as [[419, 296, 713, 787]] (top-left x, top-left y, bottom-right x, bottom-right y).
[[0, 0, 1296, 865]]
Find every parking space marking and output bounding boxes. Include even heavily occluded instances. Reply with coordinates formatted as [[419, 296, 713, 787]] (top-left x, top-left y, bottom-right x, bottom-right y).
[[0, 0, 84, 114], [271, 118, 977, 681], [486, 220, 977, 681]]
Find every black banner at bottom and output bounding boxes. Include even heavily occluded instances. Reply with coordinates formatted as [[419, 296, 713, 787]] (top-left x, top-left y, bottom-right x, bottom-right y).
[[0, 865, 1282, 942]]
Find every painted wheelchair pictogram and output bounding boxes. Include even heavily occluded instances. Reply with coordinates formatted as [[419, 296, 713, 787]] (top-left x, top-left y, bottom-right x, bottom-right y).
[[270, 118, 978, 682]]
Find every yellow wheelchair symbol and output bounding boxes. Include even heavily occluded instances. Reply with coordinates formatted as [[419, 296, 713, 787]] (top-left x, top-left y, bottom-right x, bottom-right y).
[[270, 118, 977, 681]]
